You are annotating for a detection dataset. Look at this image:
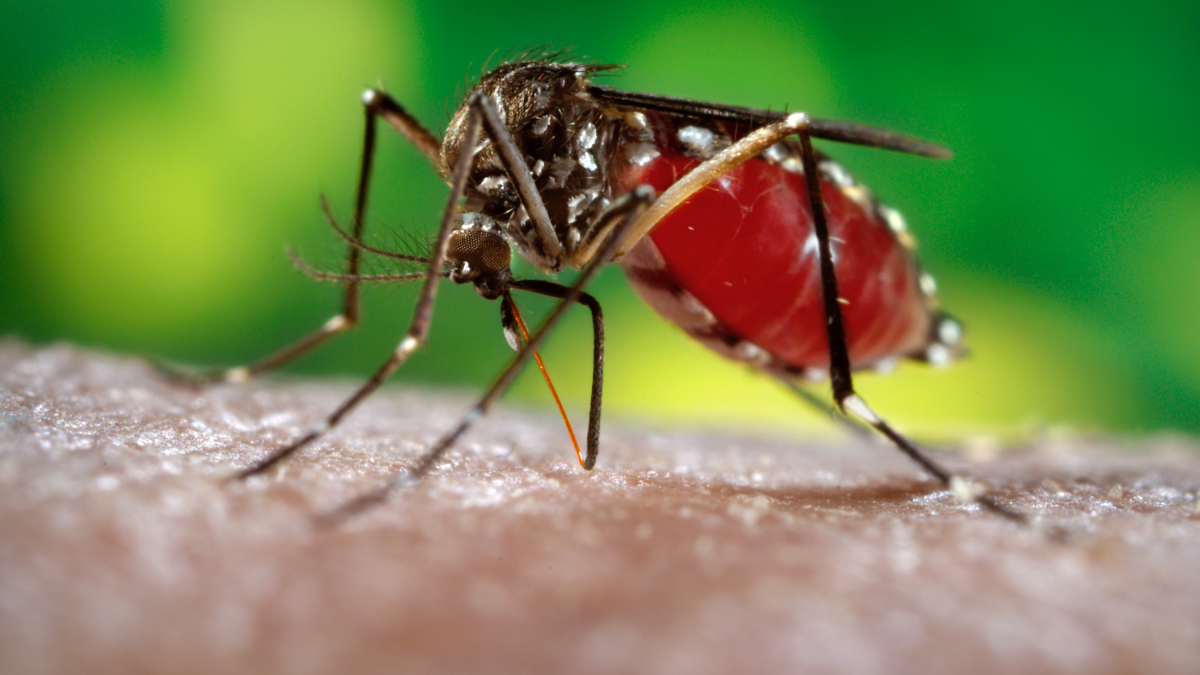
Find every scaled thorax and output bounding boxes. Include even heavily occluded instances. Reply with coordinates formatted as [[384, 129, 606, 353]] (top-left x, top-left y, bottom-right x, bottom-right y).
[[440, 61, 636, 274]]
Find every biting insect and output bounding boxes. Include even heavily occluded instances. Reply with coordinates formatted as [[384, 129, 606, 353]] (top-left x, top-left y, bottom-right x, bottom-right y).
[[173, 54, 1022, 523]]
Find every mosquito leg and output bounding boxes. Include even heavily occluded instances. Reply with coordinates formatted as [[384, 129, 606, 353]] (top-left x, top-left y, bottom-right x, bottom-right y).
[[465, 92, 565, 268], [510, 279, 605, 469], [320, 186, 656, 525], [362, 89, 442, 168], [233, 97, 479, 479], [161, 91, 443, 388], [792, 121, 1025, 524]]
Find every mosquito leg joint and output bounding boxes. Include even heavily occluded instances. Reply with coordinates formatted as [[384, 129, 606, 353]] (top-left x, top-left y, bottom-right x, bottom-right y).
[[397, 334, 421, 359], [784, 112, 810, 132]]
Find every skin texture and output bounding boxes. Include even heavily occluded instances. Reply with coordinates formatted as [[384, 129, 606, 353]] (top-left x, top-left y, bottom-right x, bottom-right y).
[[2, 340, 1199, 675]]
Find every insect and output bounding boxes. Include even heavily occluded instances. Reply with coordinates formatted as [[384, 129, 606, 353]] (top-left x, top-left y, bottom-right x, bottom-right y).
[[176, 54, 1022, 523]]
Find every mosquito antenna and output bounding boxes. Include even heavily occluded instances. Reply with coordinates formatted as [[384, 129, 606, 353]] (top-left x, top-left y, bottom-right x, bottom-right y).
[[320, 195, 436, 264], [287, 246, 439, 283]]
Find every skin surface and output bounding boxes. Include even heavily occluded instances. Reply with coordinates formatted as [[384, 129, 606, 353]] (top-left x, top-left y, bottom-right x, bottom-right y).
[[2, 341, 1199, 675]]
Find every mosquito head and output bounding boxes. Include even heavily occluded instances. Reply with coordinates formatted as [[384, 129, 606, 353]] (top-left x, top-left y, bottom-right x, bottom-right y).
[[447, 213, 513, 300]]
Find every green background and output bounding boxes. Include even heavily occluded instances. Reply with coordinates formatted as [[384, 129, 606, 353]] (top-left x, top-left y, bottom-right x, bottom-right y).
[[2, 0, 1197, 440]]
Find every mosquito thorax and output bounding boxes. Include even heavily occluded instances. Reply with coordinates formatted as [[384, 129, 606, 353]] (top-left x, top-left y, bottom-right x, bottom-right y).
[[446, 212, 512, 300], [441, 60, 630, 274]]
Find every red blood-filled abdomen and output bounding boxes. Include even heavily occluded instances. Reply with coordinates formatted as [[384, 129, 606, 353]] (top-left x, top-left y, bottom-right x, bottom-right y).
[[614, 119, 933, 373]]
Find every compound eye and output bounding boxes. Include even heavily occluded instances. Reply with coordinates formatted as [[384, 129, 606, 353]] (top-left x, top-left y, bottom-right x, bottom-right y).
[[447, 225, 511, 278]]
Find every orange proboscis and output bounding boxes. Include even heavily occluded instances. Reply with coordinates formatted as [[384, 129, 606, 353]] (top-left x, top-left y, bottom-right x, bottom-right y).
[[508, 301, 584, 467]]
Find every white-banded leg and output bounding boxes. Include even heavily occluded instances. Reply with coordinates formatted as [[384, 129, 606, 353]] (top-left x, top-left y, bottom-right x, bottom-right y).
[[319, 186, 655, 524], [789, 120, 1025, 524], [160, 90, 442, 387], [233, 95, 483, 479]]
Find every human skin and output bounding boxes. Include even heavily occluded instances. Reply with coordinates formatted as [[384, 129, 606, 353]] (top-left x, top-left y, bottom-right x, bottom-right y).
[[1, 341, 1198, 675]]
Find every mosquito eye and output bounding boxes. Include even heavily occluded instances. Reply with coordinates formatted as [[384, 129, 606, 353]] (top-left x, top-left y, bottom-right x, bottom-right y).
[[447, 227, 511, 277]]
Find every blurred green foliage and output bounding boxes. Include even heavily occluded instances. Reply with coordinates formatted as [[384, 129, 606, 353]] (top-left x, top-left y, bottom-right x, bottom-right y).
[[2, 0, 1197, 438]]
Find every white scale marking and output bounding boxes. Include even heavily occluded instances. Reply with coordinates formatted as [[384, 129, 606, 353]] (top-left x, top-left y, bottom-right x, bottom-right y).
[[625, 111, 648, 130], [625, 142, 659, 166], [762, 143, 788, 162], [566, 192, 589, 224], [225, 366, 251, 384], [733, 340, 765, 363], [819, 160, 855, 188], [840, 184, 874, 210], [397, 335, 420, 358], [478, 175, 509, 195], [872, 357, 898, 375], [938, 318, 963, 346], [878, 205, 907, 234], [577, 122, 597, 150], [679, 291, 717, 326], [503, 325, 521, 352], [678, 125, 716, 156], [950, 476, 984, 502], [919, 272, 938, 297], [784, 113, 808, 128], [925, 343, 952, 367], [323, 315, 348, 332], [842, 394, 881, 425]]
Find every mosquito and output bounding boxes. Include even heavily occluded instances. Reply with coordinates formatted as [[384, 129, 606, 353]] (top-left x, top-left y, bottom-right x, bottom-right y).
[[169, 55, 1024, 524]]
